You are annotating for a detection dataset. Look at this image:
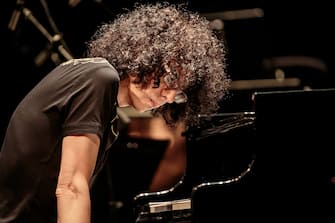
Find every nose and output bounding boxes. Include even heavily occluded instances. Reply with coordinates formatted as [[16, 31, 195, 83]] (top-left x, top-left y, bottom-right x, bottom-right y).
[[162, 89, 177, 103]]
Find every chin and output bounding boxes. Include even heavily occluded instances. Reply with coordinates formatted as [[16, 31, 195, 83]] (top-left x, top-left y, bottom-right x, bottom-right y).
[[133, 106, 150, 113], [132, 101, 157, 112]]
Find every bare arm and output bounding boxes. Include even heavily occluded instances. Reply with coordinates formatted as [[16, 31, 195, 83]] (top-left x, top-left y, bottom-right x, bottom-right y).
[[127, 117, 187, 191], [148, 121, 186, 191], [56, 133, 100, 223]]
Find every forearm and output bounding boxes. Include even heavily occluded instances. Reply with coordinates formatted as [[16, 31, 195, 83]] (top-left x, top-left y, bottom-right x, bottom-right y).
[[56, 174, 91, 223], [56, 134, 100, 223], [148, 120, 187, 191], [149, 139, 187, 191], [149, 156, 186, 191]]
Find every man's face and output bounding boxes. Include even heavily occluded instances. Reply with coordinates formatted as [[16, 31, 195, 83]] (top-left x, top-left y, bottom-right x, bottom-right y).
[[127, 75, 179, 112]]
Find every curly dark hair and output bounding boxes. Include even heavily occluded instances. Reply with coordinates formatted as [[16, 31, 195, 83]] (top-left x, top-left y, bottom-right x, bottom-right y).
[[86, 2, 230, 128]]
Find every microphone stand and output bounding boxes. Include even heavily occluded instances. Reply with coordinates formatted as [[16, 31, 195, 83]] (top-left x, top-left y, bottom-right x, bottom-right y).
[[21, 7, 73, 65], [8, 0, 25, 31]]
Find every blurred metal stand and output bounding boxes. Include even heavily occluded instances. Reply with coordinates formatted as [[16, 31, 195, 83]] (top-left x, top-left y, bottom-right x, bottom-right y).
[[21, 7, 73, 66]]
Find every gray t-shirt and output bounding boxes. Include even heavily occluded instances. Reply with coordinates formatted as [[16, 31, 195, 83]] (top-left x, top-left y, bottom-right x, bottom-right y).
[[0, 58, 120, 222]]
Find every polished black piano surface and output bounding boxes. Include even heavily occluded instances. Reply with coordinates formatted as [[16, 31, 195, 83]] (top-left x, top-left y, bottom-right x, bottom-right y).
[[133, 88, 335, 223]]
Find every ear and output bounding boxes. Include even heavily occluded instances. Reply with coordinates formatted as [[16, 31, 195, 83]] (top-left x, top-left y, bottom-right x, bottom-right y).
[[127, 73, 144, 89], [128, 73, 138, 82]]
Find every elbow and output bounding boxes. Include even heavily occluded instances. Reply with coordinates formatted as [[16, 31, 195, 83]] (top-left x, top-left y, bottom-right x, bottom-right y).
[[55, 174, 89, 199], [55, 182, 77, 199]]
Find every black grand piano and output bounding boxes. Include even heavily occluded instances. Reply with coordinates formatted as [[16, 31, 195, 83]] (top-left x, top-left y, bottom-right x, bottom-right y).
[[132, 88, 335, 223]]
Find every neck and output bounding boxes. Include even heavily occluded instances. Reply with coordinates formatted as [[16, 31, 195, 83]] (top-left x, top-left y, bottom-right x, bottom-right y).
[[117, 78, 131, 107]]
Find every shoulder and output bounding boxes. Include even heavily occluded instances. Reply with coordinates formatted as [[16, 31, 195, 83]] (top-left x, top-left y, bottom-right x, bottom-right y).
[[61, 57, 110, 66], [60, 57, 120, 82]]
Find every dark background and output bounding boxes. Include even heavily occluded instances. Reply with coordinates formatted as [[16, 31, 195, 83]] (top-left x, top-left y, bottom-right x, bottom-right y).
[[0, 1, 333, 222]]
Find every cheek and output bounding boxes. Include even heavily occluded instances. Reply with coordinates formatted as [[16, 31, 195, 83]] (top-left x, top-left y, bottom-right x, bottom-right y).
[[130, 87, 153, 106]]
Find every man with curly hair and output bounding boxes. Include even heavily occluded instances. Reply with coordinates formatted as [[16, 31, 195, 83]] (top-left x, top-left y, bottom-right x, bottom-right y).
[[0, 2, 230, 222]]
